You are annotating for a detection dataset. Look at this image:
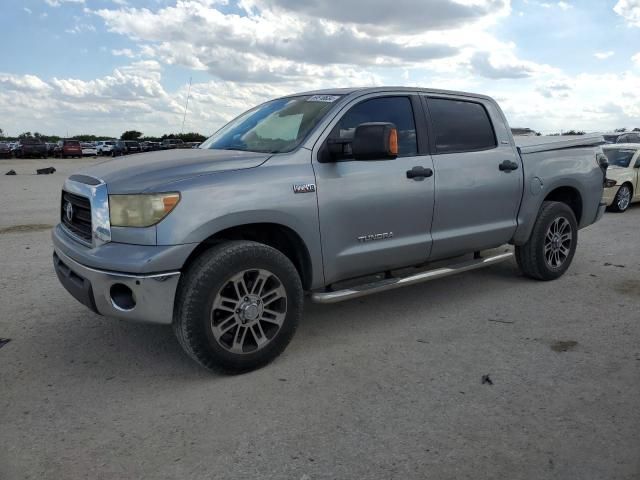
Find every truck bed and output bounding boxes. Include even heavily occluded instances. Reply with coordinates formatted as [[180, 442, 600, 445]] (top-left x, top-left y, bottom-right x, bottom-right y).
[[515, 134, 604, 154]]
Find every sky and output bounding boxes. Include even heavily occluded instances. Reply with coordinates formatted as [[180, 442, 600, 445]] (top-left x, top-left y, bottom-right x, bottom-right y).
[[0, 0, 639, 137]]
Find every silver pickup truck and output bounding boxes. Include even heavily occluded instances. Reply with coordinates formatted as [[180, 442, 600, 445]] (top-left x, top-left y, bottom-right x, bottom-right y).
[[52, 87, 608, 373]]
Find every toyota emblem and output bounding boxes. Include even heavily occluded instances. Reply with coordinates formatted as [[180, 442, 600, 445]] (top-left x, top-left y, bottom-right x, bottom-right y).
[[65, 201, 74, 222]]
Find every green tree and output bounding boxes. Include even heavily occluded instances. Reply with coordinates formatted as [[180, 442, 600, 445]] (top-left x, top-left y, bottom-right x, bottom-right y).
[[0, 127, 4, 138], [121, 130, 142, 140], [18, 131, 33, 139], [562, 130, 585, 136], [614, 127, 627, 133], [633, 128, 640, 132]]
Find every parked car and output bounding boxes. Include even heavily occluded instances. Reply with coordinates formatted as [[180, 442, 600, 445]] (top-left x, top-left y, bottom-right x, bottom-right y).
[[0, 142, 11, 158], [56, 139, 83, 158], [14, 138, 48, 158], [601, 144, 640, 212], [187, 142, 201, 149], [53, 87, 607, 373], [140, 141, 161, 152], [161, 138, 185, 149], [81, 143, 98, 156], [112, 140, 141, 155], [615, 132, 640, 144], [96, 141, 116, 155], [46, 143, 58, 157], [603, 133, 625, 144]]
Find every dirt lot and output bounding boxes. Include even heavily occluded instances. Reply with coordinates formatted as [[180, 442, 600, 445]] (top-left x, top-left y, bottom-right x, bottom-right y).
[[0, 157, 639, 479]]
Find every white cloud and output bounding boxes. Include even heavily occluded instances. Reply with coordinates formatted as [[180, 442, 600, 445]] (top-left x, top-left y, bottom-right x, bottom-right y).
[[632, 52, 640, 65], [44, 0, 85, 6], [65, 23, 96, 34], [112, 48, 136, 58], [538, 1, 571, 9], [470, 51, 536, 79], [614, 0, 640, 26], [24, 7, 32, 14], [594, 51, 615, 60]]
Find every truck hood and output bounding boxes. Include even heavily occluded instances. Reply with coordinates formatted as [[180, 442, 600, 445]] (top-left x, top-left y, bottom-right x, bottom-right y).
[[78, 149, 271, 194]]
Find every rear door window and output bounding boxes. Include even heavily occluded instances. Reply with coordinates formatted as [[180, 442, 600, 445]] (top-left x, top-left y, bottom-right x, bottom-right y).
[[426, 97, 497, 154], [332, 96, 418, 157]]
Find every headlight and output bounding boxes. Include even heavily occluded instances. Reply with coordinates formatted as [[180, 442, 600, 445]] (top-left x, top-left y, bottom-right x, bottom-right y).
[[109, 193, 180, 227]]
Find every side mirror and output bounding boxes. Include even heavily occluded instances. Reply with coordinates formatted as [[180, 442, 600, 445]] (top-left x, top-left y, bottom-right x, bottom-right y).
[[352, 122, 399, 161]]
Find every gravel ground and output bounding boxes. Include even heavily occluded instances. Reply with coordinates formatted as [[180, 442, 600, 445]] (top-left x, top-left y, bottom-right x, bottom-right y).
[[0, 157, 639, 480]]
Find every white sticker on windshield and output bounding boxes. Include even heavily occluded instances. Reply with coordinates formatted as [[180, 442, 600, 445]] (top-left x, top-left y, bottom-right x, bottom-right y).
[[307, 95, 340, 103]]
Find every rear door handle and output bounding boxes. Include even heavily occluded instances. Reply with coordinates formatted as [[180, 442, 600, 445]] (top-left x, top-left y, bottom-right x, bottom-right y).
[[406, 166, 433, 180], [499, 160, 519, 171]]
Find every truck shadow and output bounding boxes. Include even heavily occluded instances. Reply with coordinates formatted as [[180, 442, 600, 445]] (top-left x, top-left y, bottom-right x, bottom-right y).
[[31, 260, 523, 381]]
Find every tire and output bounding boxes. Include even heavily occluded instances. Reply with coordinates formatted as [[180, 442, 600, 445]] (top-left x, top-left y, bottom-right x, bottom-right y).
[[173, 240, 303, 374], [515, 201, 578, 281], [609, 184, 632, 213]]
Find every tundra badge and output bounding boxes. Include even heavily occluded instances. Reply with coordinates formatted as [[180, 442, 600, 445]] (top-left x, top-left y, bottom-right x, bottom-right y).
[[357, 232, 394, 242], [293, 183, 316, 194]]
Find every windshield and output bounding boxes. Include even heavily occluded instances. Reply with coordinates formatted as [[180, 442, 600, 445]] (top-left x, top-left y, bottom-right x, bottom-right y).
[[200, 95, 342, 154], [603, 135, 620, 143], [604, 148, 636, 167]]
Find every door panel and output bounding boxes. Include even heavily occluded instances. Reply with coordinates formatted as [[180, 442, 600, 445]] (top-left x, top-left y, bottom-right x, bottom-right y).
[[424, 96, 523, 260], [429, 148, 522, 259], [313, 95, 434, 284]]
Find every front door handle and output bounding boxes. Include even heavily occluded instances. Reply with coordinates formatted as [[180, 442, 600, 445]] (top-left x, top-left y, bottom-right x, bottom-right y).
[[406, 166, 433, 180], [499, 160, 519, 171]]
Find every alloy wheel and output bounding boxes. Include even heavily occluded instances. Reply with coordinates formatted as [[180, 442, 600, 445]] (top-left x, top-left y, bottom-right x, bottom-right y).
[[210, 269, 287, 354], [544, 216, 572, 269]]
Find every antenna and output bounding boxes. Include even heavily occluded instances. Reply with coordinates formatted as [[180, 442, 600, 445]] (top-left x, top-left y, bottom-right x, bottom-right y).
[[181, 77, 192, 134]]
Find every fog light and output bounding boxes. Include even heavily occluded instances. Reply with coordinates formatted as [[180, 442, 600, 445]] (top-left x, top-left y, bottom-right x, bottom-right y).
[[110, 283, 136, 311]]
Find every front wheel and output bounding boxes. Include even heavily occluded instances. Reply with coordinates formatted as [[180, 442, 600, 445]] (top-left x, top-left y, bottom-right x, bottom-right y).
[[516, 201, 578, 281], [173, 241, 303, 374]]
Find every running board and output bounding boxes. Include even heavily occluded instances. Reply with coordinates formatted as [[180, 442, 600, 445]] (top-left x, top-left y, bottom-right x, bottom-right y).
[[311, 252, 513, 304]]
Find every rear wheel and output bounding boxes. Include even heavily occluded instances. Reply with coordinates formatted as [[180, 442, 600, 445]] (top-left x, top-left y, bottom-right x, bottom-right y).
[[516, 201, 578, 281], [609, 184, 632, 213], [173, 241, 303, 374]]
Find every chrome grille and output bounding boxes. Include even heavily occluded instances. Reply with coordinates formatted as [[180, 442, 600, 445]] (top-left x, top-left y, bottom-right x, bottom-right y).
[[61, 191, 92, 241]]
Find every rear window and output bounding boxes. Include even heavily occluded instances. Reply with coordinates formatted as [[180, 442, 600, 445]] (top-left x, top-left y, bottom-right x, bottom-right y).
[[427, 98, 497, 154], [64, 140, 80, 146]]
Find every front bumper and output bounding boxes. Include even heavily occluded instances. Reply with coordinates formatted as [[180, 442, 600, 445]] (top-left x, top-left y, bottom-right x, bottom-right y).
[[602, 186, 618, 207], [594, 201, 607, 223], [53, 247, 180, 325]]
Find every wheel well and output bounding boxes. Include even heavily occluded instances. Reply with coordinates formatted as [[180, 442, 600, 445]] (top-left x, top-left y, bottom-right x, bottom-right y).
[[182, 223, 313, 290], [544, 187, 583, 224], [620, 181, 634, 193]]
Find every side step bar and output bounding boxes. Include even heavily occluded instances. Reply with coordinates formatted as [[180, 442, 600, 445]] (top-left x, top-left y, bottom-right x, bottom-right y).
[[311, 252, 513, 304]]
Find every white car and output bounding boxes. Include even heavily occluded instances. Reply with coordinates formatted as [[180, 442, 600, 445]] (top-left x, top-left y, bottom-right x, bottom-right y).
[[81, 143, 98, 156], [96, 140, 115, 155], [602, 144, 640, 212]]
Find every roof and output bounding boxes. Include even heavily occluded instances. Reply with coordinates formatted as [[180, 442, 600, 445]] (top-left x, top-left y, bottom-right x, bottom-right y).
[[283, 86, 495, 102], [603, 143, 640, 149]]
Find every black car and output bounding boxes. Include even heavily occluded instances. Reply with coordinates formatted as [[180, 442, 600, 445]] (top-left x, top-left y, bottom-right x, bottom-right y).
[[161, 138, 185, 149], [615, 132, 640, 144], [14, 138, 48, 158], [112, 140, 141, 155], [0, 142, 11, 158]]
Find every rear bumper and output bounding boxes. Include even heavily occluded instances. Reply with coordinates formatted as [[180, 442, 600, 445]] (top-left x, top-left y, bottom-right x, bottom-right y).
[[53, 248, 180, 325]]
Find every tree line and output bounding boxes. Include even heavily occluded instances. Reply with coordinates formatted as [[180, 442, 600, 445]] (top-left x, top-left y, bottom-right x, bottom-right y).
[[0, 128, 207, 143]]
